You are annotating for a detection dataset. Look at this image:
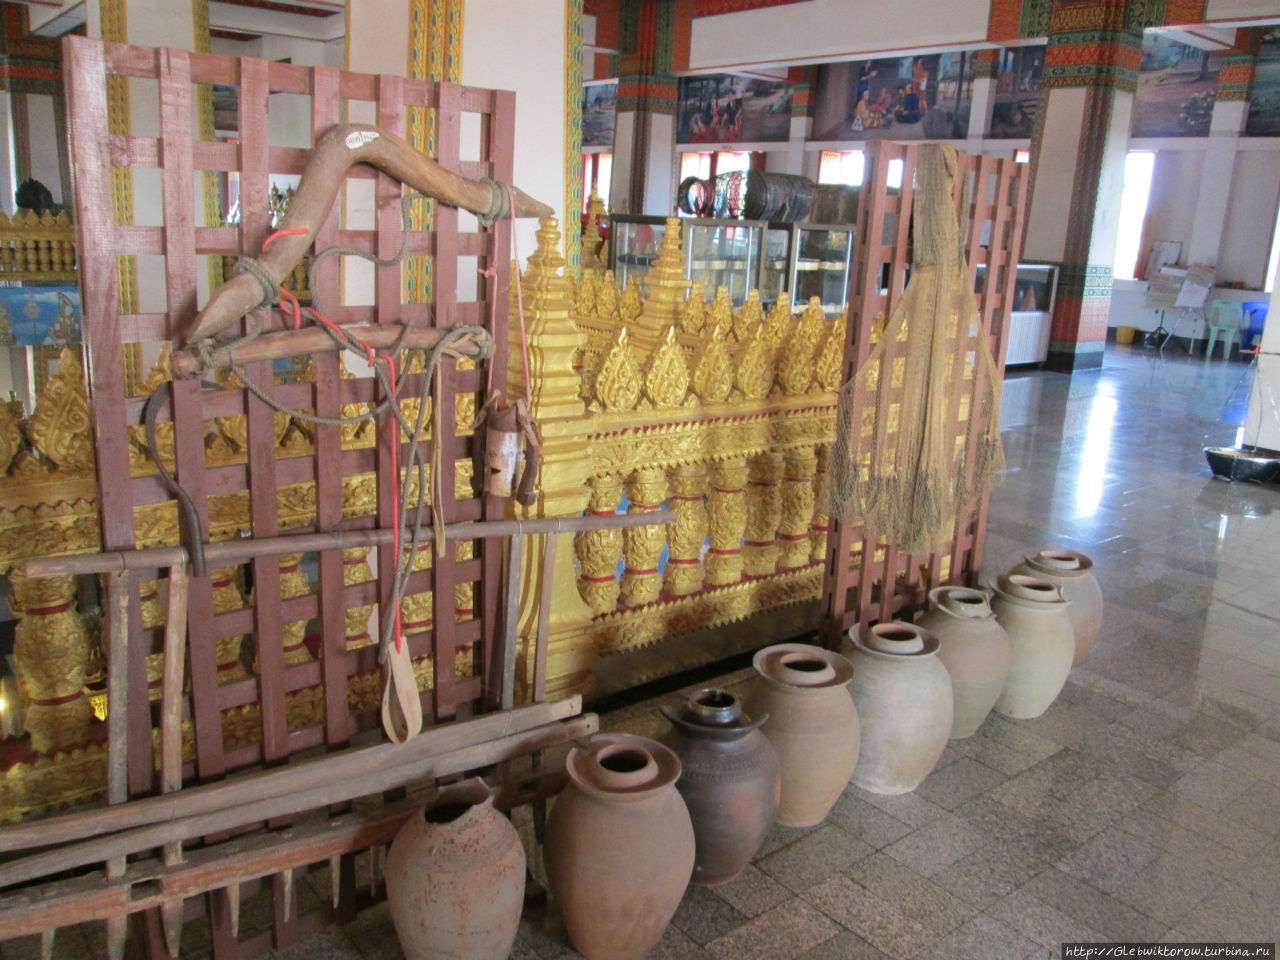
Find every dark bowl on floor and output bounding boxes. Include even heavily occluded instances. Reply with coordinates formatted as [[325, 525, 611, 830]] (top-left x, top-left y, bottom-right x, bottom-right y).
[[1204, 446, 1280, 483]]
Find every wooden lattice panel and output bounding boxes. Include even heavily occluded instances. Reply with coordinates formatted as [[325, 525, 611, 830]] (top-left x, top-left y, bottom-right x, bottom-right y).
[[65, 35, 516, 799], [819, 142, 1030, 645]]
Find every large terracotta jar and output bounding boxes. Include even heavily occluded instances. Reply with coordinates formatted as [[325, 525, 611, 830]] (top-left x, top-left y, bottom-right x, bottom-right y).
[[990, 574, 1075, 719], [543, 733, 695, 960], [744, 643, 859, 827], [385, 778, 526, 960], [917, 586, 1012, 738], [660, 688, 780, 887], [843, 623, 953, 795], [1010, 549, 1102, 665]]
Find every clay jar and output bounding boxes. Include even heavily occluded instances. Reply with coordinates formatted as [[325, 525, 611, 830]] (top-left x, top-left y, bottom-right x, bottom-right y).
[[543, 733, 695, 960], [385, 778, 526, 960], [990, 574, 1075, 719], [917, 586, 1012, 739], [843, 622, 953, 795], [660, 688, 781, 887], [744, 643, 859, 827], [1011, 549, 1102, 666]]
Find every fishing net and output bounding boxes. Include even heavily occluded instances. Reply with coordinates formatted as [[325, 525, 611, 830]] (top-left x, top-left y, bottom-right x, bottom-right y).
[[830, 144, 1004, 555]]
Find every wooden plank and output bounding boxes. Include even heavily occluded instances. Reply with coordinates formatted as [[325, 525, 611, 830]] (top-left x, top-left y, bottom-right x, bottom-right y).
[[0, 698, 580, 854], [0, 712, 595, 892], [104, 570, 131, 806], [310, 64, 351, 754]]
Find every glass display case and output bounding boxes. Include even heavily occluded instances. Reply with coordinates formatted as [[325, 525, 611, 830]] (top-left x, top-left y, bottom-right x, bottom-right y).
[[610, 215, 786, 306], [975, 262, 1058, 365], [612, 216, 861, 314], [787, 225, 854, 316]]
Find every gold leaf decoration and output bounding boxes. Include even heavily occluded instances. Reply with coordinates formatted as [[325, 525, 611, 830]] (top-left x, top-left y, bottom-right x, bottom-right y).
[[764, 291, 792, 347], [643, 326, 691, 409], [680, 281, 707, 336], [734, 289, 764, 343], [708, 285, 734, 338], [814, 316, 846, 392], [620, 273, 644, 324], [0, 399, 21, 475], [691, 322, 733, 404], [597, 269, 621, 325], [27, 348, 93, 475], [594, 326, 643, 412], [575, 270, 597, 320], [735, 324, 773, 401]]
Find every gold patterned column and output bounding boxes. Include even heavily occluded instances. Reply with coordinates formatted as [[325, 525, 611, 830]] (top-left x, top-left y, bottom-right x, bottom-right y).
[[620, 466, 668, 606], [575, 473, 624, 615], [705, 458, 747, 586], [255, 554, 314, 669], [400, 545, 434, 637], [779, 447, 818, 570], [10, 573, 93, 754], [743, 453, 783, 577], [662, 463, 707, 597], [211, 566, 249, 682], [343, 548, 375, 650], [810, 445, 831, 563]]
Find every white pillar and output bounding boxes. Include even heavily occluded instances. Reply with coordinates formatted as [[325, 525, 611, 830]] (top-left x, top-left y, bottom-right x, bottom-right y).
[[1186, 98, 1249, 269]]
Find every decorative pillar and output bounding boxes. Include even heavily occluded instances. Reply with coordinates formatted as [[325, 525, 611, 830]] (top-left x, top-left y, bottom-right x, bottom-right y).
[[10, 573, 93, 754], [705, 458, 747, 586], [663, 464, 707, 597], [630, 217, 690, 356], [810, 445, 831, 564], [620, 465, 668, 606], [742, 453, 783, 577], [576, 473, 625, 615], [779, 447, 818, 570], [512, 218, 600, 700], [1024, 0, 1140, 372]]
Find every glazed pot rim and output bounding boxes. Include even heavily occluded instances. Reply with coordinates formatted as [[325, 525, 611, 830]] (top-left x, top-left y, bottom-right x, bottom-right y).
[[849, 623, 941, 660], [753, 642, 854, 689], [990, 574, 1070, 607], [1022, 548, 1094, 576], [661, 689, 769, 739], [926, 586, 994, 619], [565, 733, 682, 803]]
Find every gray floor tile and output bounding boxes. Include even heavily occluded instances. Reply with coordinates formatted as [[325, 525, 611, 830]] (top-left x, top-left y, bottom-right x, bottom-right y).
[[1019, 868, 1168, 942], [909, 914, 1043, 960], [757, 823, 875, 893], [915, 757, 1007, 810], [881, 811, 991, 877], [710, 864, 793, 919], [703, 899, 840, 960], [671, 885, 750, 946]]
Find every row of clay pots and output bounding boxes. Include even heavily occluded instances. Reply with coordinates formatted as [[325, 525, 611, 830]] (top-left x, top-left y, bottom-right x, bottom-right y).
[[383, 551, 1102, 960]]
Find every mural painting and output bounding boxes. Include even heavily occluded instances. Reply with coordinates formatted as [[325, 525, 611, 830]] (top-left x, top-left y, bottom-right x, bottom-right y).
[[582, 80, 618, 148], [675, 74, 792, 144], [1247, 27, 1280, 137], [812, 53, 973, 142], [0, 288, 81, 346], [1132, 34, 1219, 138], [988, 44, 1043, 139]]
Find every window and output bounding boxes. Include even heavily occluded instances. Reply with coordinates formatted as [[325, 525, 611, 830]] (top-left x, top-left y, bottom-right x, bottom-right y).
[[581, 152, 613, 213], [679, 150, 752, 181], [679, 151, 712, 183], [818, 150, 865, 186], [1112, 151, 1155, 281], [1266, 195, 1280, 293], [1014, 149, 1031, 164]]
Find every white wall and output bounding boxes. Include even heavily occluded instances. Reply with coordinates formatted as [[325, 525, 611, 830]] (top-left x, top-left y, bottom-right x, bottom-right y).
[[1220, 146, 1280, 288], [462, 0, 567, 259], [1144, 148, 1204, 257], [689, 0, 990, 72]]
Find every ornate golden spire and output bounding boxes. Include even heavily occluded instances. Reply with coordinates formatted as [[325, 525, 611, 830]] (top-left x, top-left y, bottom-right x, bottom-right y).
[[735, 289, 764, 343], [632, 217, 690, 353]]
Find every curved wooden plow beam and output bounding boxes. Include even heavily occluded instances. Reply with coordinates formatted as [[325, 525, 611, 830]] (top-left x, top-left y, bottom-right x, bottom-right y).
[[181, 122, 554, 347]]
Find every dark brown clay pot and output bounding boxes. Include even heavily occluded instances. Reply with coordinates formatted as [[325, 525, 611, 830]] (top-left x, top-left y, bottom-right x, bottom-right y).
[[543, 733, 695, 960], [744, 643, 859, 827], [660, 688, 781, 887], [385, 778, 526, 960]]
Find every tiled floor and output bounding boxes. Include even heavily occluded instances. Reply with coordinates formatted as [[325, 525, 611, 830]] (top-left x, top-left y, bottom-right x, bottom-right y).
[[13, 344, 1280, 959]]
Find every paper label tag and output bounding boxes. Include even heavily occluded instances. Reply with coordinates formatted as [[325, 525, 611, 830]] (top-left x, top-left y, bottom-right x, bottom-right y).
[[344, 130, 380, 150]]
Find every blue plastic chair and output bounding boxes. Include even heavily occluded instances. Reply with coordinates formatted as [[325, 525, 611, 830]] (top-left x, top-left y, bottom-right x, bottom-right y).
[[1242, 301, 1268, 351], [1205, 299, 1243, 360]]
